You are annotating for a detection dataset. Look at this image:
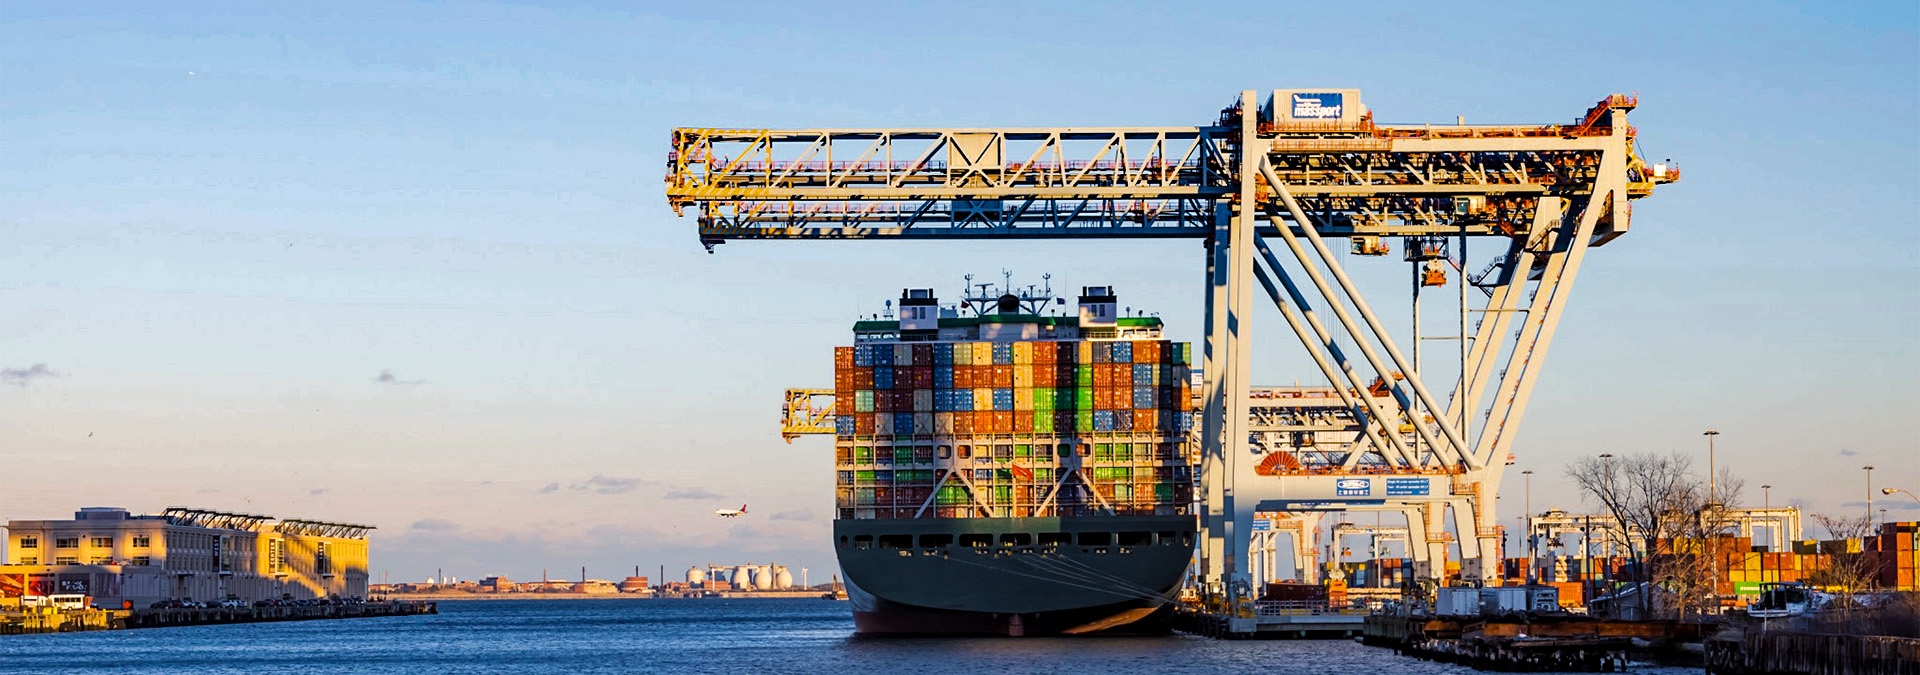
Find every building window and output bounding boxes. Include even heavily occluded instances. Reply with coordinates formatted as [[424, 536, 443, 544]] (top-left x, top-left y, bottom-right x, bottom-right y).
[[54, 537, 78, 549], [90, 537, 111, 548], [54, 556, 78, 565], [132, 536, 150, 548], [17, 537, 36, 549], [16, 556, 36, 565], [89, 555, 111, 565], [130, 556, 151, 567]]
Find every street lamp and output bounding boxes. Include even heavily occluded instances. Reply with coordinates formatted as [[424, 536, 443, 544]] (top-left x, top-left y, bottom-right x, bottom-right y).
[[1703, 430, 1720, 503], [1883, 487, 1920, 506], [1761, 484, 1773, 555], [1865, 465, 1875, 522]]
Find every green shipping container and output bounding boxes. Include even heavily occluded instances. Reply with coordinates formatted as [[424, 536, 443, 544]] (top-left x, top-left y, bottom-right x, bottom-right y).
[[1034, 413, 1054, 434], [894, 447, 915, 463], [1076, 366, 1093, 387], [1034, 390, 1055, 411], [1076, 410, 1094, 432], [856, 470, 876, 483], [1076, 388, 1094, 409], [854, 447, 874, 463], [936, 485, 968, 505]]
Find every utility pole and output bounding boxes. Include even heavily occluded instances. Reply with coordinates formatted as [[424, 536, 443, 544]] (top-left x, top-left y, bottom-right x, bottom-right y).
[[1864, 465, 1875, 523]]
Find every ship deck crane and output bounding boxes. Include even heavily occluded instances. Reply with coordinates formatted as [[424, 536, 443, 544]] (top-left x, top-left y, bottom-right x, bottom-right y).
[[671, 90, 1676, 630]]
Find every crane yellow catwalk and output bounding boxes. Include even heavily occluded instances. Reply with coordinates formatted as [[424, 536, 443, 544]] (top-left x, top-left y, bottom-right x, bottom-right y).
[[666, 89, 1677, 636]]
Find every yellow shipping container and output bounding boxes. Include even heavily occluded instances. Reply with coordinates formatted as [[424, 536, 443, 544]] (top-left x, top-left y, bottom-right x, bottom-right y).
[[974, 342, 993, 364], [1013, 342, 1033, 364], [1015, 388, 1034, 411], [974, 388, 994, 411], [1013, 365, 1033, 388], [1077, 342, 1093, 363], [954, 343, 974, 365]]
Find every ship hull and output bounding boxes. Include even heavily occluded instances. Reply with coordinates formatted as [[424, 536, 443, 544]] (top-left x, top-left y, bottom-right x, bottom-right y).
[[834, 515, 1195, 636]]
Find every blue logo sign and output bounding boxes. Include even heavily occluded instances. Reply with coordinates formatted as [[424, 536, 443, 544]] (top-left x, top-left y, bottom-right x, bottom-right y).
[[1386, 477, 1432, 496], [1251, 519, 1272, 532], [1336, 478, 1371, 497], [1292, 92, 1344, 119]]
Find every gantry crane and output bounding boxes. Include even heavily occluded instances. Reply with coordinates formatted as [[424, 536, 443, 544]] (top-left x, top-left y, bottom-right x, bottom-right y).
[[669, 89, 1677, 626]]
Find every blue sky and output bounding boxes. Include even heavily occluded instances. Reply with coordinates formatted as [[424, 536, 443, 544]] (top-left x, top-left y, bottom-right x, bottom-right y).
[[2, 1, 1915, 582]]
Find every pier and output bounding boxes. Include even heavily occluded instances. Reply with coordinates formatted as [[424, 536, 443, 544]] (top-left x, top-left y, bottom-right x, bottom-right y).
[[2, 601, 435, 635]]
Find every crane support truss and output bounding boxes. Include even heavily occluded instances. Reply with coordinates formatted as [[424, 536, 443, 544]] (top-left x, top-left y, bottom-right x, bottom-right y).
[[671, 91, 1676, 622]]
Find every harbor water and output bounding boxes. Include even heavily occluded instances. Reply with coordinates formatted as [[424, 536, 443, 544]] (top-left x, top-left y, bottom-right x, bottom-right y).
[[0, 599, 1704, 674]]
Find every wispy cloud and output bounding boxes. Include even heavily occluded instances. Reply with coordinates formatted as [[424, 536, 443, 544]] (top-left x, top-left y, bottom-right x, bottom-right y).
[[410, 518, 462, 532], [1839, 449, 1858, 457], [309, 488, 330, 496], [374, 369, 426, 385], [2, 363, 59, 387], [537, 482, 560, 494], [570, 474, 645, 495], [665, 488, 723, 501], [1842, 500, 1920, 511], [769, 509, 813, 522]]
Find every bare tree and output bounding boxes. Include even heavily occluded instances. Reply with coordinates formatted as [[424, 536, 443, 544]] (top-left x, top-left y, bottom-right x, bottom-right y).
[[1807, 513, 1880, 609], [1566, 451, 1709, 620]]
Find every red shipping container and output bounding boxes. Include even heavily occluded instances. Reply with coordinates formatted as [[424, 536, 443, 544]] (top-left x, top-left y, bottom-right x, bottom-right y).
[[912, 344, 932, 366], [875, 392, 894, 412], [992, 365, 1013, 388], [954, 365, 975, 388], [1015, 413, 1035, 433], [1114, 364, 1132, 388], [855, 414, 875, 435], [992, 411, 1013, 434], [855, 367, 875, 388], [953, 412, 974, 435], [1093, 365, 1113, 387], [836, 346, 855, 368], [914, 366, 933, 389], [1033, 344, 1056, 364], [1032, 367, 1056, 388], [1133, 410, 1157, 432], [1135, 341, 1159, 364]]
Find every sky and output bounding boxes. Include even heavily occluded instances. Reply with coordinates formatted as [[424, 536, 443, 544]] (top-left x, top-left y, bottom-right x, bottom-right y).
[[2, 1, 1916, 584]]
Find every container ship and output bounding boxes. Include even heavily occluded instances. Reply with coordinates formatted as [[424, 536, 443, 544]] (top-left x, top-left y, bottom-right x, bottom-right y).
[[829, 279, 1197, 636]]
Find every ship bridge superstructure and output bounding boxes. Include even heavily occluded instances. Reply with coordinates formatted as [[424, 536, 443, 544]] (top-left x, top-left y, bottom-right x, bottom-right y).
[[675, 89, 1677, 628]]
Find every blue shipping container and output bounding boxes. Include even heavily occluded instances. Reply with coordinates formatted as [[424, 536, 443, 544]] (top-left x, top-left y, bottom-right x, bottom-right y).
[[874, 367, 894, 390], [836, 416, 855, 437], [1113, 341, 1132, 363], [993, 388, 1014, 411], [956, 391, 973, 411], [934, 367, 954, 389], [1133, 363, 1154, 385], [933, 344, 954, 365], [1094, 410, 1116, 431], [992, 343, 1014, 365], [874, 346, 894, 366], [1133, 387, 1155, 409], [894, 413, 915, 435]]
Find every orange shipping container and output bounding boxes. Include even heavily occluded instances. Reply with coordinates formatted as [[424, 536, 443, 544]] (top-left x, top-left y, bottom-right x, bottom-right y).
[[992, 365, 1013, 388], [991, 411, 1013, 434]]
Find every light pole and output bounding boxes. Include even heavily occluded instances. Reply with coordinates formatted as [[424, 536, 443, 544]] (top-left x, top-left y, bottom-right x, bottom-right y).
[[1762, 484, 1773, 558], [1883, 487, 1920, 506], [1598, 453, 1614, 593], [1703, 430, 1720, 503], [1865, 465, 1875, 523], [1523, 469, 1534, 585]]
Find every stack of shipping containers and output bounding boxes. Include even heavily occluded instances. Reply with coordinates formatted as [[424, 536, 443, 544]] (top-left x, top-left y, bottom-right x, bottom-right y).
[[832, 339, 1195, 520]]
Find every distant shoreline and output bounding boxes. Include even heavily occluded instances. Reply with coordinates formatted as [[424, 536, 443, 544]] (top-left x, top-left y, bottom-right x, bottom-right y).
[[385, 592, 840, 601]]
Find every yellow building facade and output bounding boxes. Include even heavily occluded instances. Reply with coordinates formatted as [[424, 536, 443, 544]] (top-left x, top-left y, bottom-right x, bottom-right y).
[[1, 507, 371, 607]]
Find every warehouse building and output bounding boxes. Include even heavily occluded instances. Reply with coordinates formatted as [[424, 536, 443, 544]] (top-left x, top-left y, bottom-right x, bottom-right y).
[[0, 507, 372, 607]]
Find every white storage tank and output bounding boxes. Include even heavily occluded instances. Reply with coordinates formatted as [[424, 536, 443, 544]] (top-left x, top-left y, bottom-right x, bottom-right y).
[[686, 566, 706, 584], [772, 566, 794, 590], [756, 566, 773, 589], [732, 566, 754, 590]]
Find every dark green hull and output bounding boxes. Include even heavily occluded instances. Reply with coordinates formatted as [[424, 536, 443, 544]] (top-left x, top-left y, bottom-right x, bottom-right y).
[[834, 515, 1196, 635]]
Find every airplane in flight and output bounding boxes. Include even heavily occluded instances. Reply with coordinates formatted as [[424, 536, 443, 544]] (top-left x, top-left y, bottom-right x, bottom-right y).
[[714, 504, 748, 518]]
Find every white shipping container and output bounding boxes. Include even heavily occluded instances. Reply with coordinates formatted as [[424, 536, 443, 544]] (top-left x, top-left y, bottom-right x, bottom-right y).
[[1436, 587, 1480, 617]]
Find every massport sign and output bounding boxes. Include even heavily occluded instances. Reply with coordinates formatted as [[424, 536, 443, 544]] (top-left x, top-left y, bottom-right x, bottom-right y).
[[1292, 92, 1344, 119], [1335, 478, 1371, 497]]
